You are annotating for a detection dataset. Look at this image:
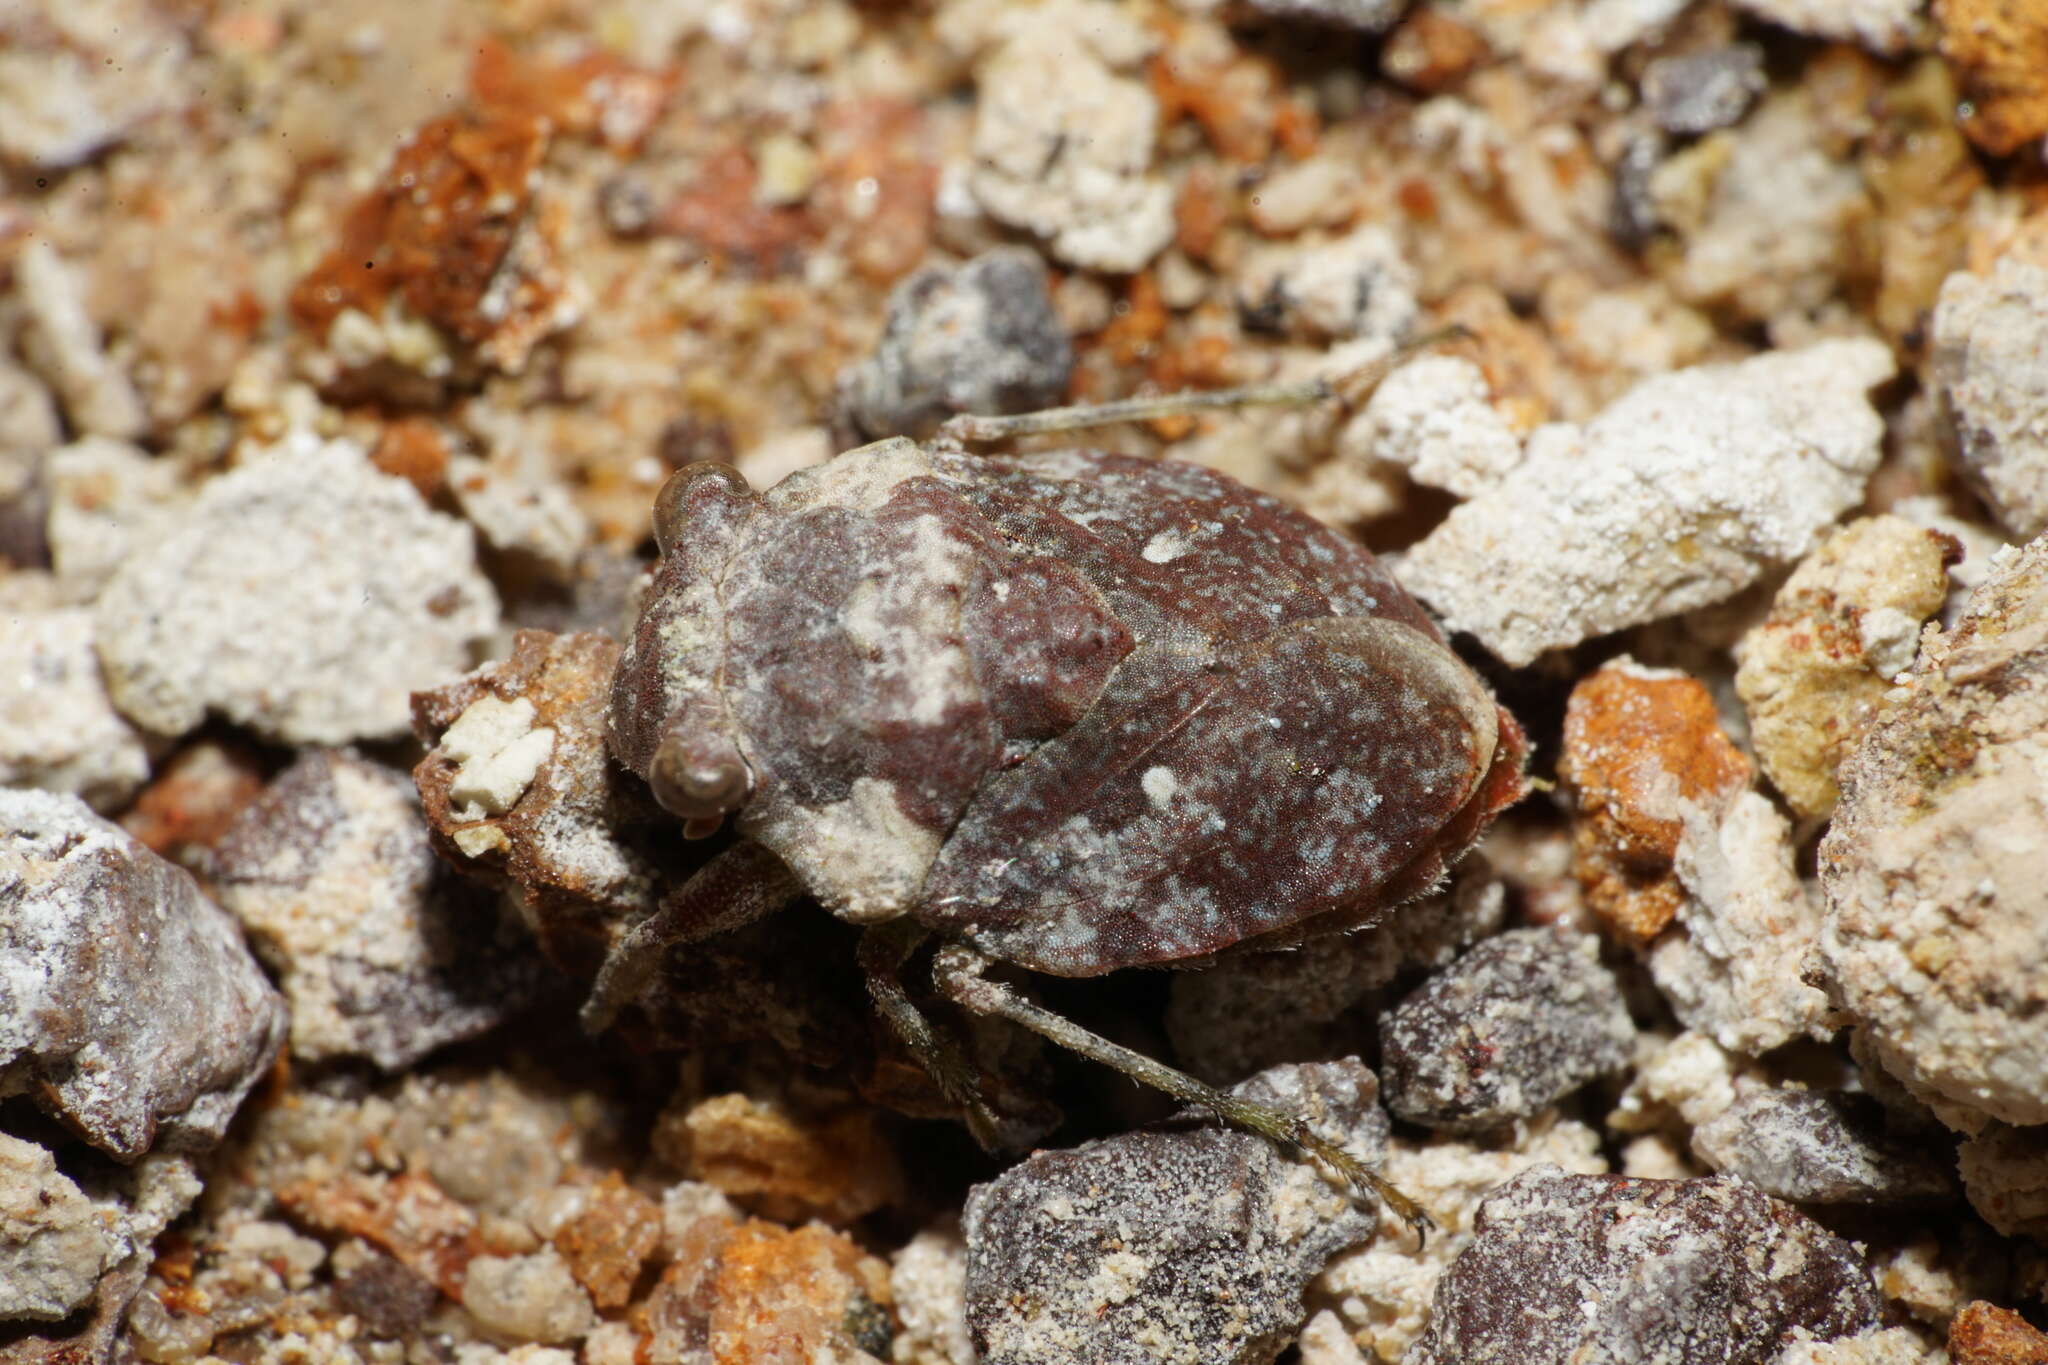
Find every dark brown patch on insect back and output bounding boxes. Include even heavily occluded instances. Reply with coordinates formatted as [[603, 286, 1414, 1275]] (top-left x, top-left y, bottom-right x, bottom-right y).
[[917, 616, 1499, 976]]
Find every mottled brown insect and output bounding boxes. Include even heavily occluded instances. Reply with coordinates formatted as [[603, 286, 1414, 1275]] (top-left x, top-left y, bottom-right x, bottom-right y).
[[589, 398, 1527, 1232]]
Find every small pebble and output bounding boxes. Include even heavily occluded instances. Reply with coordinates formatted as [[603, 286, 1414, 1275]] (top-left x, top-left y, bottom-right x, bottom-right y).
[[0, 789, 285, 1160], [839, 247, 1071, 441], [1406, 1168, 1885, 1364], [1691, 1090, 1954, 1207], [1643, 45, 1766, 135], [965, 1060, 1384, 1365], [1930, 257, 2048, 541], [1379, 927, 1634, 1132]]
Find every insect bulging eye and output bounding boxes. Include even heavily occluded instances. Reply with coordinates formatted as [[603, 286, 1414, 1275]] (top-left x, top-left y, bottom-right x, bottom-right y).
[[652, 461, 752, 556], [649, 729, 755, 822]]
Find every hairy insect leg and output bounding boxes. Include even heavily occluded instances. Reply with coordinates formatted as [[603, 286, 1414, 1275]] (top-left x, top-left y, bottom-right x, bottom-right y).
[[858, 920, 1008, 1151], [581, 842, 804, 1035], [933, 943, 1435, 1244], [935, 324, 1472, 445]]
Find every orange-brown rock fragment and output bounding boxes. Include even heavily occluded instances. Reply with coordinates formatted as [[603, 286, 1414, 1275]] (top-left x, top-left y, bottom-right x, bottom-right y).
[[1560, 662, 1753, 941], [641, 1217, 892, 1365], [119, 739, 269, 865], [290, 110, 578, 375], [552, 1174, 663, 1310], [277, 1172, 478, 1298], [661, 1093, 904, 1227], [1936, 0, 2048, 156], [1951, 1301, 2048, 1365]]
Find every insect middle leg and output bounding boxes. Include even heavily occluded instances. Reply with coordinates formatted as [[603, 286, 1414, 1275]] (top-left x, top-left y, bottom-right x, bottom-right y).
[[932, 942, 1434, 1243], [581, 842, 804, 1034], [857, 920, 1009, 1152]]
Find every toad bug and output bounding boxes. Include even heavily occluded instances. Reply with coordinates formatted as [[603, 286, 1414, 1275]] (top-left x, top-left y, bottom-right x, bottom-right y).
[[591, 396, 1527, 1234]]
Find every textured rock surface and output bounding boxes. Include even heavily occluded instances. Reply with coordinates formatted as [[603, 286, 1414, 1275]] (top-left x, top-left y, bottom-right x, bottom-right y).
[[964, 1060, 1384, 1365], [1818, 536, 2048, 1128], [1736, 516, 1958, 818], [1329, 353, 1520, 500], [1379, 927, 1633, 1132], [93, 435, 497, 743], [1312, 1114, 1608, 1362], [1949, 1300, 2048, 1364], [840, 247, 1071, 440], [1956, 1123, 2048, 1239], [967, 15, 1172, 272], [0, 789, 285, 1159], [1729, 0, 1921, 52], [1642, 45, 1766, 134], [42, 437, 188, 603], [1165, 865, 1504, 1084], [0, 1133, 118, 1321], [208, 749, 546, 1069], [1237, 225, 1418, 344], [0, 606, 150, 810], [1930, 257, 2048, 540], [1651, 791, 1832, 1056], [1691, 1090, 1953, 1207], [1406, 1169, 1886, 1364], [412, 629, 688, 968], [1560, 661, 1752, 942], [1400, 341, 1893, 666]]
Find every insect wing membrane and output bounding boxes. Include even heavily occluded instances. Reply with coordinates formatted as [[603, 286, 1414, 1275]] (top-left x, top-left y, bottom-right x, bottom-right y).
[[918, 615, 1494, 976]]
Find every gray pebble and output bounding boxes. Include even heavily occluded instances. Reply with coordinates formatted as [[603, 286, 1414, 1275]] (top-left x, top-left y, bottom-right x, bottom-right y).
[[1692, 1090, 1955, 1207], [1643, 45, 1767, 135], [1378, 927, 1634, 1132], [964, 1059, 1385, 1365], [0, 789, 285, 1160], [1408, 1168, 1885, 1365], [839, 247, 1071, 441]]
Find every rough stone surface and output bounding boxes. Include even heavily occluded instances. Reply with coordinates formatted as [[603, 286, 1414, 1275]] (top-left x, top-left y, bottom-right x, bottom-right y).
[[968, 19, 1173, 272], [0, 1133, 118, 1322], [0, 607, 151, 811], [1818, 536, 2048, 1128], [12, 241, 146, 440], [892, 1220, 972, 1365], [1237, 225, 1419, 344], [461, 1248, 597, 1344], [412, 630, 690, 969], [1379, 927, 1634, 1132], [1956, 1123, 2048, 1240], [1312, 1114, 1608, 1364], [0, 789, 285, 1160], [1736, 516, 1958, 818], [1773, 1327, 1950, 1365], [1936, 0, 2048, 155], [93, 435, 498, 744], [1950, 1300, 2048, 1364], [641, 1215, 891, 1365], [1930, 257, 2048, 541], [207, 749, 546, 1070], [1691, 1090, 1954, 1207], [1643, 45, 1767, 134], [1399, 341, 1893, 666], [1650, 791, 1832, 1056], [1560, 661, 1752, 942], [1166, 865, 1504, 1084], [1406, 1168, 1886, 1365], [1729, 0, 1922, 53], [964, 1059, 1384, 1365], [1331, 354, 1520, 499], [1238, 0, 1404, 33], [446, 452, 592, 579], [840, 246, 1072, 441], [42, 437, 189, 603]]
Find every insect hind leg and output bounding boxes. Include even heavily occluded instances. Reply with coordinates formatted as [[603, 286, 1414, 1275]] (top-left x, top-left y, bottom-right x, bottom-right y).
[[933, 942, 1434, 1245]]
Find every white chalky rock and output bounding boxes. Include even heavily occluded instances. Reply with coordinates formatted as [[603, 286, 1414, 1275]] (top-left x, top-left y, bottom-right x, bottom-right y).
[[1729, 0, 1921, 54], [1397, 339, 1894, 666], [93, 437, 498, 744], [1929, 257, 2048, 541], [0, 607, 151, 810], [969, 25, 1174, 273], [1337, 355, 1522, 498]]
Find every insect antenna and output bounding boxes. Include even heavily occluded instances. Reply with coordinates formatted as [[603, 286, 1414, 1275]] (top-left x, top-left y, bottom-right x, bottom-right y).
[[935, 324, 1472, 445]]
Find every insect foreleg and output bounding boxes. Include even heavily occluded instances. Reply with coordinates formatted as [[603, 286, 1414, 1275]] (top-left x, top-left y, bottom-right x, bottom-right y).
[[581, 842, 804, 1034], [933, 943, 1434, 1244]]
